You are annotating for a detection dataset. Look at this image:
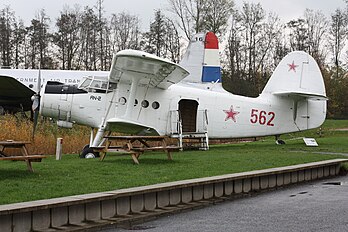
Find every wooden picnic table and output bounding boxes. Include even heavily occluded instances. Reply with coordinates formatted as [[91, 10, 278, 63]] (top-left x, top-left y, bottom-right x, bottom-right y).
[[96, 136, 180, 164], [0, 141, 47, 172]]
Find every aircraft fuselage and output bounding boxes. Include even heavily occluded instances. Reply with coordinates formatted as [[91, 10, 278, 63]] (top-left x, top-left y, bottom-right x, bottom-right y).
[[41, 81, 326, 139]]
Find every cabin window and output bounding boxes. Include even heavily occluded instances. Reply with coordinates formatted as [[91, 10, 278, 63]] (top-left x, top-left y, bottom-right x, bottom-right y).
[[109, 82, 117, 90], [141, 100, 149, 108], [152, 101, 160, 109], [119, 97, 127, 105], [134, 99, 138, 106]]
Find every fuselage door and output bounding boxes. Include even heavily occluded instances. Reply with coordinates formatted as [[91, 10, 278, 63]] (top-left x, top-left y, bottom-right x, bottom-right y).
[[58, 85, 74, 121], [178, 99, 199, 133]]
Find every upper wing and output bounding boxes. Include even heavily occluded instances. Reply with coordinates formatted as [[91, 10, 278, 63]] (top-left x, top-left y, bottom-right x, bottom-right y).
[[0, 75, 35, 111], [108, 50, 189, 89]]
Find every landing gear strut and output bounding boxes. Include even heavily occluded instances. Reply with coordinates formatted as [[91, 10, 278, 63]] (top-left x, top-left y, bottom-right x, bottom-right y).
[[275, 135, 285, 145]]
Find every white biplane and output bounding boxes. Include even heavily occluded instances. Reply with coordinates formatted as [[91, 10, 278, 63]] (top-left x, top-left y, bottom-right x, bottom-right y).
[[2, 32, 328, 158]]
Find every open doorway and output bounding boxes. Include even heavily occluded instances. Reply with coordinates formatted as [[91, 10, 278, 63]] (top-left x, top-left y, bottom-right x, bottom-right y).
[[178, 99, 198, 132]]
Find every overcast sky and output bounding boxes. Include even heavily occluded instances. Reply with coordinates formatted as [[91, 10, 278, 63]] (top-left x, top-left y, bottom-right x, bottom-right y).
[[1, 0, 346, 30]]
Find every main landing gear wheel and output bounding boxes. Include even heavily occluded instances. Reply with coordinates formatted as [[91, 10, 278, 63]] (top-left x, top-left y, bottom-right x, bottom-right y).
[[79, 145, 100, 159], [276, 139, 286, 145]]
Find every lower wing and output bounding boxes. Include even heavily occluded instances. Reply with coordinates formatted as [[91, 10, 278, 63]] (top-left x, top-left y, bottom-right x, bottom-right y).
[[0, 75, 35, 112]]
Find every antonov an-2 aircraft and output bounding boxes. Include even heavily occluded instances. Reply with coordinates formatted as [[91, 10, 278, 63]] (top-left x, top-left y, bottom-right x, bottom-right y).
[[0, 69, 107, 114], [2, 32, 327, 158]]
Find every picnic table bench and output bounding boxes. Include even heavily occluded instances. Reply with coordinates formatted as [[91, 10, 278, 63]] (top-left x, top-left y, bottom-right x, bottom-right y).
[[0, 141, 47, 172], [95, 136, 180, 164]]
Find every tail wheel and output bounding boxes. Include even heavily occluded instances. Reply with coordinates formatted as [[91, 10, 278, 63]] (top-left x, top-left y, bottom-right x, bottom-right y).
[[79, 145, 100, 159], [275, 135, 285, 145]]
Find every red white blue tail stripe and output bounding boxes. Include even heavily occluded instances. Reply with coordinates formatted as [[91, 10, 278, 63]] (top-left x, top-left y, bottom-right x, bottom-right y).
[[179, 32, 221, 83], [201, 32, 221, 83]]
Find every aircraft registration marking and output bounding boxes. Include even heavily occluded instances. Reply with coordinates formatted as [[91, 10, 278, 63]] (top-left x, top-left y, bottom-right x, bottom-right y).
[[250, 109, 275, 126], [90, 95, 102, 101]]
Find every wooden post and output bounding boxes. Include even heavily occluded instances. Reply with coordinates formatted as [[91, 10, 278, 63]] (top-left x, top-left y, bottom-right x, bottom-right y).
[[56, 138, 63, 160]]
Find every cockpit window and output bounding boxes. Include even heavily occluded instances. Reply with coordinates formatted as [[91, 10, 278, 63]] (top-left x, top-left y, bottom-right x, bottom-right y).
[[80, 78, 92, 89], [91, 80, 102, 89], [79, 76, 117, 93]]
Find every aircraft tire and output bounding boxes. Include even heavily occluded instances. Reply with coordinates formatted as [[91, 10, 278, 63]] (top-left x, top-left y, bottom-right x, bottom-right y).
[[276, 139, 286, 145], [79, 145, 100, 159]]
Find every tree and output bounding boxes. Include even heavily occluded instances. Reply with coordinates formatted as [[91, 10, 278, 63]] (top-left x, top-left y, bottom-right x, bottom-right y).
[[329, 8, 347, 69], [168, 0, 202, 40], [53, 6, 81, 70], [203, 0, 234, 37], [110, 12, 141, 52], [96, 0, 108, 70], [77, 6, 99, 70], [141, 10, 181, 62], [26, 9, 52, 69], [168, 0, 234, 40], [287, 19, 309, 52], [12, 19, 26, 68], [0, 6, 15, 67], [304, 9, 328, 65], [223, 3, 283, 97], [325, 7, 348, 119], [240, 2, 265, 83]]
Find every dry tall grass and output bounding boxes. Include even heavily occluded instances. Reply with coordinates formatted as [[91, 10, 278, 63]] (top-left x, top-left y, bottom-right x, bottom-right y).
[[0, 115, 90, 155]]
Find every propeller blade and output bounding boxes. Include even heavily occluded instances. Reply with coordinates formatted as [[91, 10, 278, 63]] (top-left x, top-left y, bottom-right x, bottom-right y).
[[32, 68, 42, 139], [32, 95, 39, 111], [32, 103, 39, 138], [37, 68, 42, 93]]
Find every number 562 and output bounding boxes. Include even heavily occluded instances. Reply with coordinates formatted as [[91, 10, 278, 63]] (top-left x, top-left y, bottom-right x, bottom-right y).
[[250, 109, 275, 126]]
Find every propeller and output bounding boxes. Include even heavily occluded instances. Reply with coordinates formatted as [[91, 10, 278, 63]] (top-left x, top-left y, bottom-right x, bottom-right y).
[[31, 68, 42, 139]]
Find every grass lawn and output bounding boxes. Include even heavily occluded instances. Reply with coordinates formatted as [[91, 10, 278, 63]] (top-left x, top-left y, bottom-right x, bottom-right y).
[[0, 119, 347, 205]]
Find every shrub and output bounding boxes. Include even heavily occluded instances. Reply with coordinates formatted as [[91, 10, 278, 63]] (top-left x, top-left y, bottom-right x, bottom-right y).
[[0, 115, 89, 155]]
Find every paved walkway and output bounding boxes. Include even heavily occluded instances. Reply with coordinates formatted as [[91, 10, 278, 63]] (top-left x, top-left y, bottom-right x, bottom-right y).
[[106, 175, 348, 232]]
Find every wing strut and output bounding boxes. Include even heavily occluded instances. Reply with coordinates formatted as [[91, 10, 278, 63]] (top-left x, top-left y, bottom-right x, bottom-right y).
[[91, 86, 118, 147], [124, 77, 139, 118]]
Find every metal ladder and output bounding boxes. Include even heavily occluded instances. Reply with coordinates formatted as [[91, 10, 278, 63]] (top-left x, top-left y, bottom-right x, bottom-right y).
[[168, 110, 209, 150]]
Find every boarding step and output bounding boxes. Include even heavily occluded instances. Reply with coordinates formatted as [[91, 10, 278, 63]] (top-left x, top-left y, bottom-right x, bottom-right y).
[[171, 132, 207, 139], [171, 132, 209, 151]]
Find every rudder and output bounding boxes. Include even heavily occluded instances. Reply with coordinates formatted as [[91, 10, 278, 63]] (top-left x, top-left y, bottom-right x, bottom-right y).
[[180, 32, 221, 83]]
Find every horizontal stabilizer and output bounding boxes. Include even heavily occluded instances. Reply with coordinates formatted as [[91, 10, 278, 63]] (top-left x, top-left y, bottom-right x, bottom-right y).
[[106, 118, 159, 135], [108, 50, 189, 89], [273, 91, 328, 101]]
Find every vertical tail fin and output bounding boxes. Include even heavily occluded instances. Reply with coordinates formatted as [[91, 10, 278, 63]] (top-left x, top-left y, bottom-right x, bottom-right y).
[[180, 32, 221, 83], [262, 51, 327, 130], [262, 51, 326, 98]]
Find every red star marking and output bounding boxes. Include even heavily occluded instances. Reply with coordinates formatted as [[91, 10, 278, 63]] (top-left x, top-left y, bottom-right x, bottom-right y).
[[223, 105, 240, 122], [288, 61, 298, 72]]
